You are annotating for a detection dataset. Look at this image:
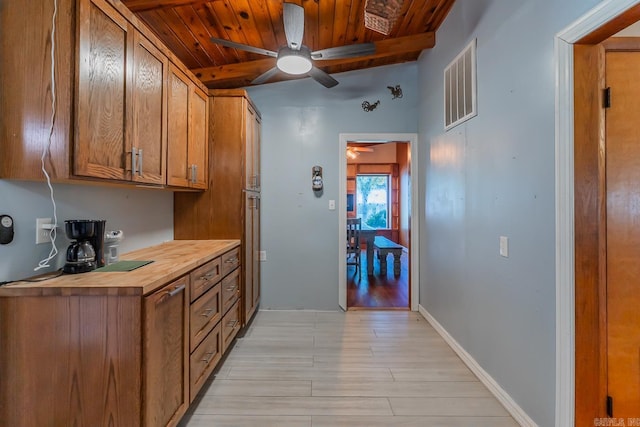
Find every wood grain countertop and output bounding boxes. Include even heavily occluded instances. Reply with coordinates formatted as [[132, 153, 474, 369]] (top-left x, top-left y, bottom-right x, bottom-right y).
[[0, 240, 240, 297]]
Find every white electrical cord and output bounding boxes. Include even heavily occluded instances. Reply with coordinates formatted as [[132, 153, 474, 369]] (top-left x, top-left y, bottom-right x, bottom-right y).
[[35, 0, 59, 271]]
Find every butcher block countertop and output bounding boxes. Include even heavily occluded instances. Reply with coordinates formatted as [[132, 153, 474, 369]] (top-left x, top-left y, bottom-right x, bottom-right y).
[[0, 240, 240, 297]]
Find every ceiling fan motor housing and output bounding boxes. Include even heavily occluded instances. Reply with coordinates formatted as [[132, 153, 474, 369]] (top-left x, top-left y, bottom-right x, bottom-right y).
[[277, 46, 313, 75]]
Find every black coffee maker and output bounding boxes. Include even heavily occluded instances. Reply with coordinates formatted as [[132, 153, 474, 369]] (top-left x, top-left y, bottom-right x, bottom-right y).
[[63, 219, 106, 274]]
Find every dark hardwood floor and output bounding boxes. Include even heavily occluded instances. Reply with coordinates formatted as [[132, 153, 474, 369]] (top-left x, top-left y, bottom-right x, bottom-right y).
[[347, 249, 409, 310]]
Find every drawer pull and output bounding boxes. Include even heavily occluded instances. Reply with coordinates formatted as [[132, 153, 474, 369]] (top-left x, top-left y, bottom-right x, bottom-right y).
[[225, 257, 238, 264], [201, 308, 216, 317], [201, 271, 217, 280], [201, 352, 215, 364], [167, 284, 186, 297], [227, 319, 239, 328], [225, 285, 237, 292]]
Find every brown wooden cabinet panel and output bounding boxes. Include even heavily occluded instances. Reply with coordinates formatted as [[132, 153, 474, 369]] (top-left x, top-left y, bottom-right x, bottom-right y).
[[221, 269, 240, 315], [175, 89, 261, 326], [190, 283, 221, 352], [189, 323, 222, 402], [143, 276, 189, 427], [0, 295, 142, 426], [166, 65, 208, 189], [131, 31, 167, 185], [221, 299, 241, 353], [166, 65, 190, 187], [75, 0, 131, 181], [189, 87, 208, 189]]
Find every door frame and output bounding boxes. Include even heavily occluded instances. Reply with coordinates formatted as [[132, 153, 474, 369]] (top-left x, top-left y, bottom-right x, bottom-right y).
[[338, 133, 419, 311], [555, 1, 640, 425]]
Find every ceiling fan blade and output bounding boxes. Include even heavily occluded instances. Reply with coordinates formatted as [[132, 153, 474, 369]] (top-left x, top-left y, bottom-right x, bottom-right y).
[[210, 37, 277, 58], [251, 67, 281, 85], [283, 3, 304, 50], [351, 147, 375, 152], [308, 66, 339, 88], [311, 43, 376, 60]]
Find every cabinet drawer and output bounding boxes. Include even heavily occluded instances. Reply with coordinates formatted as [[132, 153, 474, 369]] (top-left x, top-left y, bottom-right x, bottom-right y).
[[190, 257, 222, 302], [221, 269, 240, 315], [221, 247, 240, 277], [190, 283, 221, 352], [189, 323, 221, 403], [221, 299, 241, 353]]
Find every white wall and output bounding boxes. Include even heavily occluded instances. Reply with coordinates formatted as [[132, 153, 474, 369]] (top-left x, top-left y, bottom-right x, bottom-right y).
[[247, 63, 417, 310], [417, 0, 601, 425], [0, 180, 173, 282]]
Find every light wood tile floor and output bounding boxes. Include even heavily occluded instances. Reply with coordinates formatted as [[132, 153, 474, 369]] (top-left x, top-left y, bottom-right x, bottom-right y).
[[180, 310, 519, 427]]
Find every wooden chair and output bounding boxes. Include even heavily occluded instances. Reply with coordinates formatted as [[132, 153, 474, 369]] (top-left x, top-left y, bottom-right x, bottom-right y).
[[346, 218, 362, 279]]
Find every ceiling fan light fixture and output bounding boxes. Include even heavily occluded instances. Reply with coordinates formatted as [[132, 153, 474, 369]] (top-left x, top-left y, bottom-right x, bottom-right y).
[[277, 46, 312, 75]]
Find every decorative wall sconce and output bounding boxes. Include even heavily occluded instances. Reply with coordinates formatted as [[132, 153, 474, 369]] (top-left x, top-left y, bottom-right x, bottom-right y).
[[362, 100, 380, 112], [312, 166, 323, 193]]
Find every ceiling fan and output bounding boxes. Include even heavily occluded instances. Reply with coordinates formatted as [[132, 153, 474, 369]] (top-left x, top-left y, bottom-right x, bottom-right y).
[[209, 2, 376, 88], [346, 145, 375, 159]]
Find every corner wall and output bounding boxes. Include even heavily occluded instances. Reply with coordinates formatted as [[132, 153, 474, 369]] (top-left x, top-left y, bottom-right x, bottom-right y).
[[246, 63, 417, 310], [417, 0, 600, 425]]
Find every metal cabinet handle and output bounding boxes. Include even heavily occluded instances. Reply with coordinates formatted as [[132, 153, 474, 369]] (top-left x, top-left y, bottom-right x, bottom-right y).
[[131, 147, 138, 175], [167, 284, 186, 297], [225, 285, 236, 292], [190, 164, 197, 184], [137, 149, 143, 176], [201, 352, 215, 364], [225, 257, 238, 264], [201, 308, 215, 317], [227, 319, 239, 328]]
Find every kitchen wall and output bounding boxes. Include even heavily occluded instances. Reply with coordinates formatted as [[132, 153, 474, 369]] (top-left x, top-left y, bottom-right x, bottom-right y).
[[246, 62, 417, 311], [0, 180, 173, 282], [417, 0, 601, 425]]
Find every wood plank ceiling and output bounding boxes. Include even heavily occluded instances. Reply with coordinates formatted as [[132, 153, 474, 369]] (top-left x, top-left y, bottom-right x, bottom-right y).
[[121, 0, 456, 88]]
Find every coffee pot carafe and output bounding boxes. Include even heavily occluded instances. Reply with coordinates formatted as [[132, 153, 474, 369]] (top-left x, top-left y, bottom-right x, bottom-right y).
[[63, 219, 106, 274]]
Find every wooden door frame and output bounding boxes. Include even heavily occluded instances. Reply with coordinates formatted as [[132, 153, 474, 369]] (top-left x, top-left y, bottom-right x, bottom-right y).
[[556, 1, 640, 426], [338, 133, 419, 312]]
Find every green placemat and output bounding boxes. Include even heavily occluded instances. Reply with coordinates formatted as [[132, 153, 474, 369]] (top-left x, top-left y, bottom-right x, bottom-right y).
[[95, 260, 154, 272]]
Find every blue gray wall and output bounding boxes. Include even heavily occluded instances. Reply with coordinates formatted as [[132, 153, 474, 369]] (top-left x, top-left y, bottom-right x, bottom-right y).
[[417, 0, 601, 425], [0, 180, 173, 282], [247, 63, 417, 311]]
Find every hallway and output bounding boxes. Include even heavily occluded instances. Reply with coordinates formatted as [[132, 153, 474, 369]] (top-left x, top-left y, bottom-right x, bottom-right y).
[[181, 310, 517, 426]]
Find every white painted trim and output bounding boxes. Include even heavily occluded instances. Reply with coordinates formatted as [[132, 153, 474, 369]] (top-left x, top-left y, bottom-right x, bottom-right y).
[[338, 133, 420, 311], [418, 305, 538, 427], [554, 1, 640, 426]]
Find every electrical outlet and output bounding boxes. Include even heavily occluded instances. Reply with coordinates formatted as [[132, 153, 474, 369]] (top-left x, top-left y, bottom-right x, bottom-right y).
[[499, 236, 509, 258], [258, 250, 267, 261], [36, 218, 52, 244]]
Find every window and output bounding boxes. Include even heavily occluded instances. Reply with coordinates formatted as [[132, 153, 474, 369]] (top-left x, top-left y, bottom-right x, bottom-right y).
[[356, 175, 390, 229]]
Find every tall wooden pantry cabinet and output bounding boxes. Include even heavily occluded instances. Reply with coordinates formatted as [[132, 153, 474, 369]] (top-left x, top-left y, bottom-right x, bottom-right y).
[[175, 89, 261, 325]]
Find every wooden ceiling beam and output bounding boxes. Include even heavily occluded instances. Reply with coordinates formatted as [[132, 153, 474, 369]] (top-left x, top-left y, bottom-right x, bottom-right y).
[[122, 0, 213, 13], [192, 32, 435, 85]]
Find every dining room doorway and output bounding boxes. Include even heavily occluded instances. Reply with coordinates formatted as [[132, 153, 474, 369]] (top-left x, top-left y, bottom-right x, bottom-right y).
[[338, 133, 419, 311]]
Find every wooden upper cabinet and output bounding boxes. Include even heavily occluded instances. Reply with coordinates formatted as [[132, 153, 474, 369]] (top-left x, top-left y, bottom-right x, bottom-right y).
[[75, 0, 131, 181], [76, 0, 167, 185], [189, 87, 208, 189], [167, 64, 208, 189], [131, 31, 167, 185], [244, 102, 261, 191]]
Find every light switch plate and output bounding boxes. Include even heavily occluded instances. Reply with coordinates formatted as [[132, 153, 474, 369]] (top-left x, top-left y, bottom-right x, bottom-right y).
[[328, 199, 336, 210], [258, 250, 266, 261], [499, 236, 509, 257]]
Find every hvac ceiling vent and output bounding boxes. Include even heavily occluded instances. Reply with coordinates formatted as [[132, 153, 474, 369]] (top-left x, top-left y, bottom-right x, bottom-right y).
[[444, 39, 477, 130]]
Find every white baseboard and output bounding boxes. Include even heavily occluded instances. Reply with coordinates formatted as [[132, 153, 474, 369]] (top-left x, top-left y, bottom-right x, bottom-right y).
[[418, 305, 538, 427]]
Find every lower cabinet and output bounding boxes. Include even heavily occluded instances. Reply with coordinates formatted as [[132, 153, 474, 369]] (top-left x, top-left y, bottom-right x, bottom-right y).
[[144, 276, 189, 427], [0, 242, 241, 427]]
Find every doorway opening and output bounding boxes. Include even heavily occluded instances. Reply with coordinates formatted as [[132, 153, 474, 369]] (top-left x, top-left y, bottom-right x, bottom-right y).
[[338, 133, 419, 312]]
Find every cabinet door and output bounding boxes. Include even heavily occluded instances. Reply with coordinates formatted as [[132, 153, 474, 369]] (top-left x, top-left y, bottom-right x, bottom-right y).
[[252, 194, 261, 310], [166, 65, 190, 187], [75, 0, 131, 181], [144, 276, 189, 427], [131, 32, 167, 185], [244, 102, 260, 191], [188, 87, 208, 189], [244, 193, 260, 322]]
